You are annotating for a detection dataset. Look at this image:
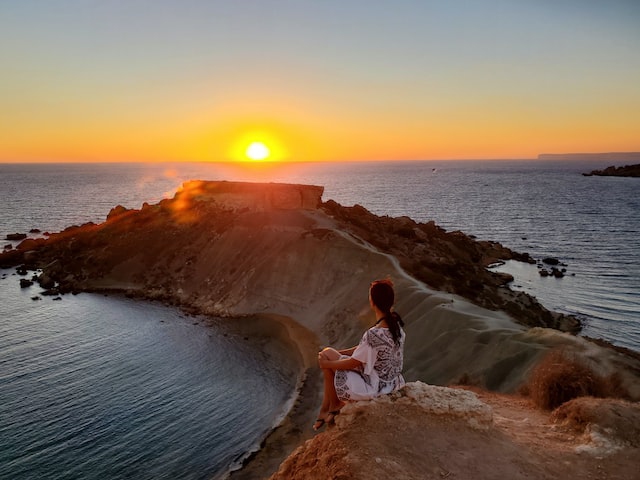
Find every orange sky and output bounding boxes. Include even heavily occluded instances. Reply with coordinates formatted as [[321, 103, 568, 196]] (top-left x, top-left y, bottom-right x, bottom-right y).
[[1, 2, 639, 163]]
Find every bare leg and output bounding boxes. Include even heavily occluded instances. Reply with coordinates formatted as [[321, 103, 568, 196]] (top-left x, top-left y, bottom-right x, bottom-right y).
[[314, 348, 346, 430]]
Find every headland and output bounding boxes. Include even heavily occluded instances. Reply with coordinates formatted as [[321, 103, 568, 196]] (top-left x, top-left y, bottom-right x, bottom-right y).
[[2, 180, 639, 478]]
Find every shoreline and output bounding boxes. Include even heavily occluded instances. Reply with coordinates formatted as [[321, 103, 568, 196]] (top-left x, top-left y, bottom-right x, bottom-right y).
[[73, 291, 326, 480], [3, 274, 324, 480], [211, 313, 324, 480]]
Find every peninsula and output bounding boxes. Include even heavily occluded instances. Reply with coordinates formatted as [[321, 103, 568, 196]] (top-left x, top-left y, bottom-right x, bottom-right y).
[[2, 180, 639, 479]]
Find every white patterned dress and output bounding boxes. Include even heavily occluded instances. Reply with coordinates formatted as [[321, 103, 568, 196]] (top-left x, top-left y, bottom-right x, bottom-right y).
[[334, 326, 405, 401]]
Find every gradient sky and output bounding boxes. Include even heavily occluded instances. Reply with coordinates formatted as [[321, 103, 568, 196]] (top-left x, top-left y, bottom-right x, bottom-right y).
[[1, 0, 639, 162]]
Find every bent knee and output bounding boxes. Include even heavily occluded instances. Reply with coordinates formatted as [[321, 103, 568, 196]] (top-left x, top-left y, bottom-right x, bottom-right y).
[[319, 347, 341, 361]]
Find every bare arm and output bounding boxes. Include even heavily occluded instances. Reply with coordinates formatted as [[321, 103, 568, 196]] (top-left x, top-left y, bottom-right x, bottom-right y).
[[318, 353, 362, 371], [338, 346, 357, 356]]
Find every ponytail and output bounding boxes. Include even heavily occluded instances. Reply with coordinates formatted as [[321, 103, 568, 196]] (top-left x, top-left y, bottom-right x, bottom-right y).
[[370, 279, 405, 345], [383, 311, 404, 345]]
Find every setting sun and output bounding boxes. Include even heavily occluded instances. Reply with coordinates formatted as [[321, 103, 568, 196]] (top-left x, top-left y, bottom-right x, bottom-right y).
[[245, 142, 270, 161]]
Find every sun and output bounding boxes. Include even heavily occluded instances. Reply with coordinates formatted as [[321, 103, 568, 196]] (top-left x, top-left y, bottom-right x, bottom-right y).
[[245, 141, 271, 161]]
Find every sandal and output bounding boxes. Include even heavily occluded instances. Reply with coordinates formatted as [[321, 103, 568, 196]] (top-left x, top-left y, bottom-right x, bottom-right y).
[[312, 418, 326, 431], [326, 410, 340, 424]]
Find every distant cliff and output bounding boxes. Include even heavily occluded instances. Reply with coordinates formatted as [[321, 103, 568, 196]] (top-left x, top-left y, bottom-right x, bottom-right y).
[[582, 164, 640, 177], [538, 152, 640, 162]]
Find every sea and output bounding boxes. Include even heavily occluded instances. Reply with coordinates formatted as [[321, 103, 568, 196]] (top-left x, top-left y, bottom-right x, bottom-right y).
[[1, 159, 639, 479]]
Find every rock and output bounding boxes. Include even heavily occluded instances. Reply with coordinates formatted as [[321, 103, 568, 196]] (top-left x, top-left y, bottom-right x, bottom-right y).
[[494, 272, 514, 286], [539, 269, 549, 277], [37, 273, 56, 289], [107, 205, 130, 220], [41, 288, 60, 296], [18, 238, 46, 252], [6, 233, 27, 241], [543, 257, 560, 265], [31, 296, 41, 301], [19, 278, 34, 288], [177, 180, 325, 211], [3, 244, 12, 250], [386, 382, 494, 430], [552, 268, 564, 278], [16, 265, 28, 276], [0, 249, 23, 269], [583, 164, 640, 177], [29, 228, 41, 234], [23, 250, 39, 262]]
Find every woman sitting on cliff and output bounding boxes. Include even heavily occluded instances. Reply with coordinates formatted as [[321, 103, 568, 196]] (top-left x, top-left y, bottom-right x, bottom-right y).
[[314, 279, 406, 430]]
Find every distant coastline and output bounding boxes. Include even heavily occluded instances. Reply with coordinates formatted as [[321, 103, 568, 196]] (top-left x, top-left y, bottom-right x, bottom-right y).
[[538, 152, 640, 162], [582, 164, 640, 178]]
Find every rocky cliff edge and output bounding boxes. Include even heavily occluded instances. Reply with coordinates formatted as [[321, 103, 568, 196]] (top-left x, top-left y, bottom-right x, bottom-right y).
[[272, 382, 640, 480]]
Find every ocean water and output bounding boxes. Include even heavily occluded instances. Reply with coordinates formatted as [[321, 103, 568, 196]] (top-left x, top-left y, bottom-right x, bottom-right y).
[[0, 274, 298, 479], [1, 159, 639, 477]]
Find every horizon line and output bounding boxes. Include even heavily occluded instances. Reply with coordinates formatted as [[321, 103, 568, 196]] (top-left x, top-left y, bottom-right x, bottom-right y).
[[2, 151, 640, 165]]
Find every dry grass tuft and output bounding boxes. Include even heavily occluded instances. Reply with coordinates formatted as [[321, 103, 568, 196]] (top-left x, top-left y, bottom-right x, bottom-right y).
[[552, 397, 640, 447], [525, 349, 613, 410]]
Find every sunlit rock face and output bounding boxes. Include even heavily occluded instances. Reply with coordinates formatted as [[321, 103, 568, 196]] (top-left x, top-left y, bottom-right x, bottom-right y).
[[175, 181, 324, 212]]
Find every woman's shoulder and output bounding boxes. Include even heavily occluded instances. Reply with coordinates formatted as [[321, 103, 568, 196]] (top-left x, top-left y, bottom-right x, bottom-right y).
[[365, 327, 395, 345]]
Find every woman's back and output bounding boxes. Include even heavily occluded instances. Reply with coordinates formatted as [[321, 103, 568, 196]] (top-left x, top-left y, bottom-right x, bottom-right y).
[[367, 327, 404, 383]]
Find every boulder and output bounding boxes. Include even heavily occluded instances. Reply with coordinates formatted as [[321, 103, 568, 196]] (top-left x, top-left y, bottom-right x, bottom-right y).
[[5, 233, 27, 241], [41, 288, 60, 296], [37, 273, 56, 289]]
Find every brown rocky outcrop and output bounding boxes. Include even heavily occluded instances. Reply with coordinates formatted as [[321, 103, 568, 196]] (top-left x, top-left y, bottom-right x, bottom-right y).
[[322, 200, 578, 332], [270, 383, 640, 480]]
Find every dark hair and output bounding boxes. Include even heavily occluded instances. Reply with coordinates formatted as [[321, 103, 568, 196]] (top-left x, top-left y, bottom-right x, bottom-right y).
[[370, 279, 404, 344]]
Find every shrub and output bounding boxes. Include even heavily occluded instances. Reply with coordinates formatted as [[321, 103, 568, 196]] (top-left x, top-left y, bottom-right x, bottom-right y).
[[526, 348, 608, 410]]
